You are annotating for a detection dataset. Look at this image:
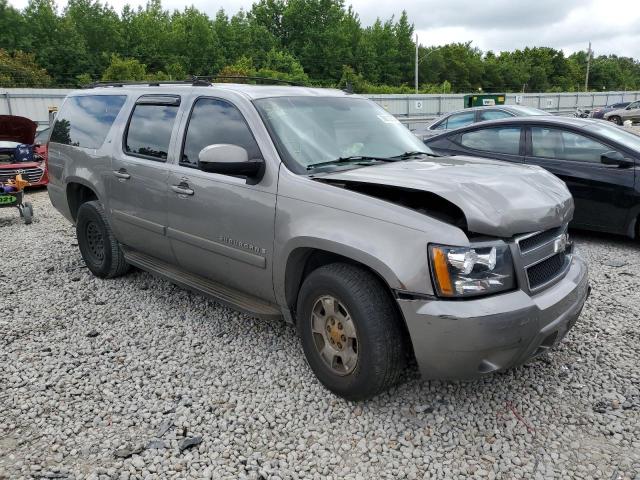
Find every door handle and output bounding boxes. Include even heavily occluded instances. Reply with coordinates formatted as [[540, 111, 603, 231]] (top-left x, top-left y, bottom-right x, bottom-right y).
[[171, 184, 194, 196], [113, 169, 131, 180]]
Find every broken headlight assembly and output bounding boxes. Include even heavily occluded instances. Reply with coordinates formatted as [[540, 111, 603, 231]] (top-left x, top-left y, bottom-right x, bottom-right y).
[[428, 243, 515, 298]]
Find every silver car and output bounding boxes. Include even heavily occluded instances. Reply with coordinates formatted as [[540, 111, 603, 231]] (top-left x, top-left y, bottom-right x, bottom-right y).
[[412, 105, 548, 141], [603, 100, 640, 125], [47, 82, 589, 400]]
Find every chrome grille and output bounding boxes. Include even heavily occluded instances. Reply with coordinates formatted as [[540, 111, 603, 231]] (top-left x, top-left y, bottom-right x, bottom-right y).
[[515, 224, 571, 293], [527, 252, 568, 289], [0, 167, 44, 184], [518, 226, 564, 253]]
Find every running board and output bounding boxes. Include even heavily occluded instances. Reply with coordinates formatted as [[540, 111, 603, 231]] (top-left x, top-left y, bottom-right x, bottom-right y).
[[123, 250, 282, 320]]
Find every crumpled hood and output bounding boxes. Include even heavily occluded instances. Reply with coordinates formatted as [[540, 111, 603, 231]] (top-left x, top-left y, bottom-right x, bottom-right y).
[[320, 156, 574, 237], [0, 115, 37, 145]]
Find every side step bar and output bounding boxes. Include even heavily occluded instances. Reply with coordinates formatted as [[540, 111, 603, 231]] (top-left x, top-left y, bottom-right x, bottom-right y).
[[123, 250, 282, 320]]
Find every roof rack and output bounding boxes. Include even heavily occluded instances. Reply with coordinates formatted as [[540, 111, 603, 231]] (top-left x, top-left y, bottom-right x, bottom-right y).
[[192, 75, 305, 86], [84, 75, 305, 89], [84, 80, 193, 89]]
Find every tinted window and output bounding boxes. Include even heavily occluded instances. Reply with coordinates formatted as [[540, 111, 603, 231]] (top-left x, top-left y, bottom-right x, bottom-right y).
[[50, 95, 126, 148], [459, 127, 521, 155], [125, 103, 178, 160], [628, 101, 640, 109], [181, 98, 261, 168], [433, 119, 448, 130], [531, 127, 614, 163], [479, 110, 513, 121], [446, 112, 475, 129]]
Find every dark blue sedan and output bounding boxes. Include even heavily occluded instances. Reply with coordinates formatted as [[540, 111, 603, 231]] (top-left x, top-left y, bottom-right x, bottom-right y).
[[424, 117, 640, 237]]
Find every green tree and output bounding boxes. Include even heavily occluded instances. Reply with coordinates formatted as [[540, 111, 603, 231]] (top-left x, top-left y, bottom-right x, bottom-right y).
[[0, 49, 52, 87], [101, 54, 147, 81]]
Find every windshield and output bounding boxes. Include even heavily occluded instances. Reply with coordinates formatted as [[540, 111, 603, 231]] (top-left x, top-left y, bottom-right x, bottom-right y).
[[254, 96, 433, 172], [583, 121, 640, 151]]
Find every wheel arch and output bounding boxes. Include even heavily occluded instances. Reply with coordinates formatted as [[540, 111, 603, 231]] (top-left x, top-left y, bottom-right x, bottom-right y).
[[282, 244, 415, 361], [66, 180, 99, 222]]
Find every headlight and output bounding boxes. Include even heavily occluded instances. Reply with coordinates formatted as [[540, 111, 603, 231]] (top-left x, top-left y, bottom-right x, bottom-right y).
[[429, 244, 515, 298]]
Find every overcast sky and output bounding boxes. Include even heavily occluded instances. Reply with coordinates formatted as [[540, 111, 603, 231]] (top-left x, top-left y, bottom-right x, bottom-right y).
[[8, 0, 640, 58]]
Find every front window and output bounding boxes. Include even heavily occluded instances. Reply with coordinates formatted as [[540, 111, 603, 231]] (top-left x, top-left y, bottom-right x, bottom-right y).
[[531, 127, 615, 163], [254, 96, 432, 172]]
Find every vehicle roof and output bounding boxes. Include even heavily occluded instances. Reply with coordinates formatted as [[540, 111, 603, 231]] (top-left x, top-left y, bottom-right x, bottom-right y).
[[69, 83, 353, 100], [423, 115, 611, 141], [453, 115, 598, 128], [437, 104, 547, 116]]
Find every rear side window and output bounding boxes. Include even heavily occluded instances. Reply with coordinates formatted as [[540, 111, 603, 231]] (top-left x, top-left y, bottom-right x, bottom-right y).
[[125, 100, 179, 161], [459, 127, 521, 155], [446, 112, 475, 130], [50, 95, 126, 148], [478, 110, 512, 121], [181, 98, 261, 168]]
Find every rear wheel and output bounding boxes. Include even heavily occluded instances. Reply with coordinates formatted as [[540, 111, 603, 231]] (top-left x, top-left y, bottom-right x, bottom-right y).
[[609, 115, 622, 125], [76, 201, 129, 278], [296, 263, 406, 401]]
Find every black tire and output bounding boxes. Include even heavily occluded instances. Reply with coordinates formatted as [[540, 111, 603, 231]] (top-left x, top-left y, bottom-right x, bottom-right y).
[[76, 200, 129, 278], [296, 263, 406, 401], [609, 115, 622, 125], [22, 202, 33, 225]]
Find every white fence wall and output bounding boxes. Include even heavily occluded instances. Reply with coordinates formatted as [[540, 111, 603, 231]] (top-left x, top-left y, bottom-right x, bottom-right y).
[[364, 91, 640, 128], [2, 88, 640, 128]]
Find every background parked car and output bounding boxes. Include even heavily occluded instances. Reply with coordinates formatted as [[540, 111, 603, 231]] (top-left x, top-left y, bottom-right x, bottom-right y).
[[424, 117, 640, 237], [34, 127, 50, 164], [0, 115, 48, 187], [603, 100, 640, 125], [589, 102, 630, 119], [412, 105, 548, 141]]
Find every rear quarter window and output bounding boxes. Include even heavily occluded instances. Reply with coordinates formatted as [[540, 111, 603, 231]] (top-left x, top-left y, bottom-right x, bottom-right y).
[[50, 95, 127, 149]]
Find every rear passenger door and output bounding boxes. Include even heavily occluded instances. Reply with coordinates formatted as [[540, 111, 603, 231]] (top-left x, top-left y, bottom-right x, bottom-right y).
[[109, 95, 181, 262], [165, 96, 278, 303], [524, 126, 634, 231]]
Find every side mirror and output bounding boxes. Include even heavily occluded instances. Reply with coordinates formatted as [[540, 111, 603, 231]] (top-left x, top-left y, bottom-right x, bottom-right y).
[[198, 144, 263, 177], [601, 151, 633, 168]]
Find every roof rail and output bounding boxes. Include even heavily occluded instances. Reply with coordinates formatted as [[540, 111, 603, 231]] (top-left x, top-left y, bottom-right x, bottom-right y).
[[84, 80, 194, 89], [193, 75, 305, 86], [83, 75, 306, 89]]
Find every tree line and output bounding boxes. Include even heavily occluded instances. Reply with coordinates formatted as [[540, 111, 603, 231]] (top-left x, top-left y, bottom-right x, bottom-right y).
[[1, 0, 640, 93]]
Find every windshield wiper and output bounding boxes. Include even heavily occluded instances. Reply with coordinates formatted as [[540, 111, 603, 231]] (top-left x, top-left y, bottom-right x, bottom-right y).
[[306, 155, 396, 170], [391, 150, 440, 159]]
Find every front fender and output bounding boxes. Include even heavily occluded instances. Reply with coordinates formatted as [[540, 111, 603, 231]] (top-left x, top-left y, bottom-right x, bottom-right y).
[[273, 196, 438, 307]]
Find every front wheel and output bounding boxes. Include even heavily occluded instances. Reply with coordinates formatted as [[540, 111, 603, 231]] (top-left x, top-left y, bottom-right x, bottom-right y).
[[609, 115, 622, 125], [76, 201, 130, 278], [296, 263, 406, 401]]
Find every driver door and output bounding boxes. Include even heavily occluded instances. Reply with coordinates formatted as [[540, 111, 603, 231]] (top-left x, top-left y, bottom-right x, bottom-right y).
[[166, 96, 278, 302]]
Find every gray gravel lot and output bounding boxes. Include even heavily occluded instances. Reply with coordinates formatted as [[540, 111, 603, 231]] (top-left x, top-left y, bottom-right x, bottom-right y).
[[1, 190, 639, 480]]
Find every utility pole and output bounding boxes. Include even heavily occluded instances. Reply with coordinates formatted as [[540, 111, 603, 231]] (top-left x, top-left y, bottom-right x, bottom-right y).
[[415, 34, 419, 94], [585, 41, 592, 92]]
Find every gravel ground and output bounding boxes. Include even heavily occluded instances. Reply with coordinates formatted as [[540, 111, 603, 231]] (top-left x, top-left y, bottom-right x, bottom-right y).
[[1, 190, 639, 480]]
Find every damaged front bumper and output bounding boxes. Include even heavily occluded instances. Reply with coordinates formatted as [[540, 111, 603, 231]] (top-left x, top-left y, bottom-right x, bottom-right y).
[[397, 252, 589, 380]]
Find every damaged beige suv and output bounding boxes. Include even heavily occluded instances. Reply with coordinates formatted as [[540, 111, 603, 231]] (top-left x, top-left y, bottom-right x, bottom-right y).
[[47, 81, 589, 400]]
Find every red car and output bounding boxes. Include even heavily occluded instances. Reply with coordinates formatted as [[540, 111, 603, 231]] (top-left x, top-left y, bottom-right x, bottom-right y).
[[0, 115, 49, 187]]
